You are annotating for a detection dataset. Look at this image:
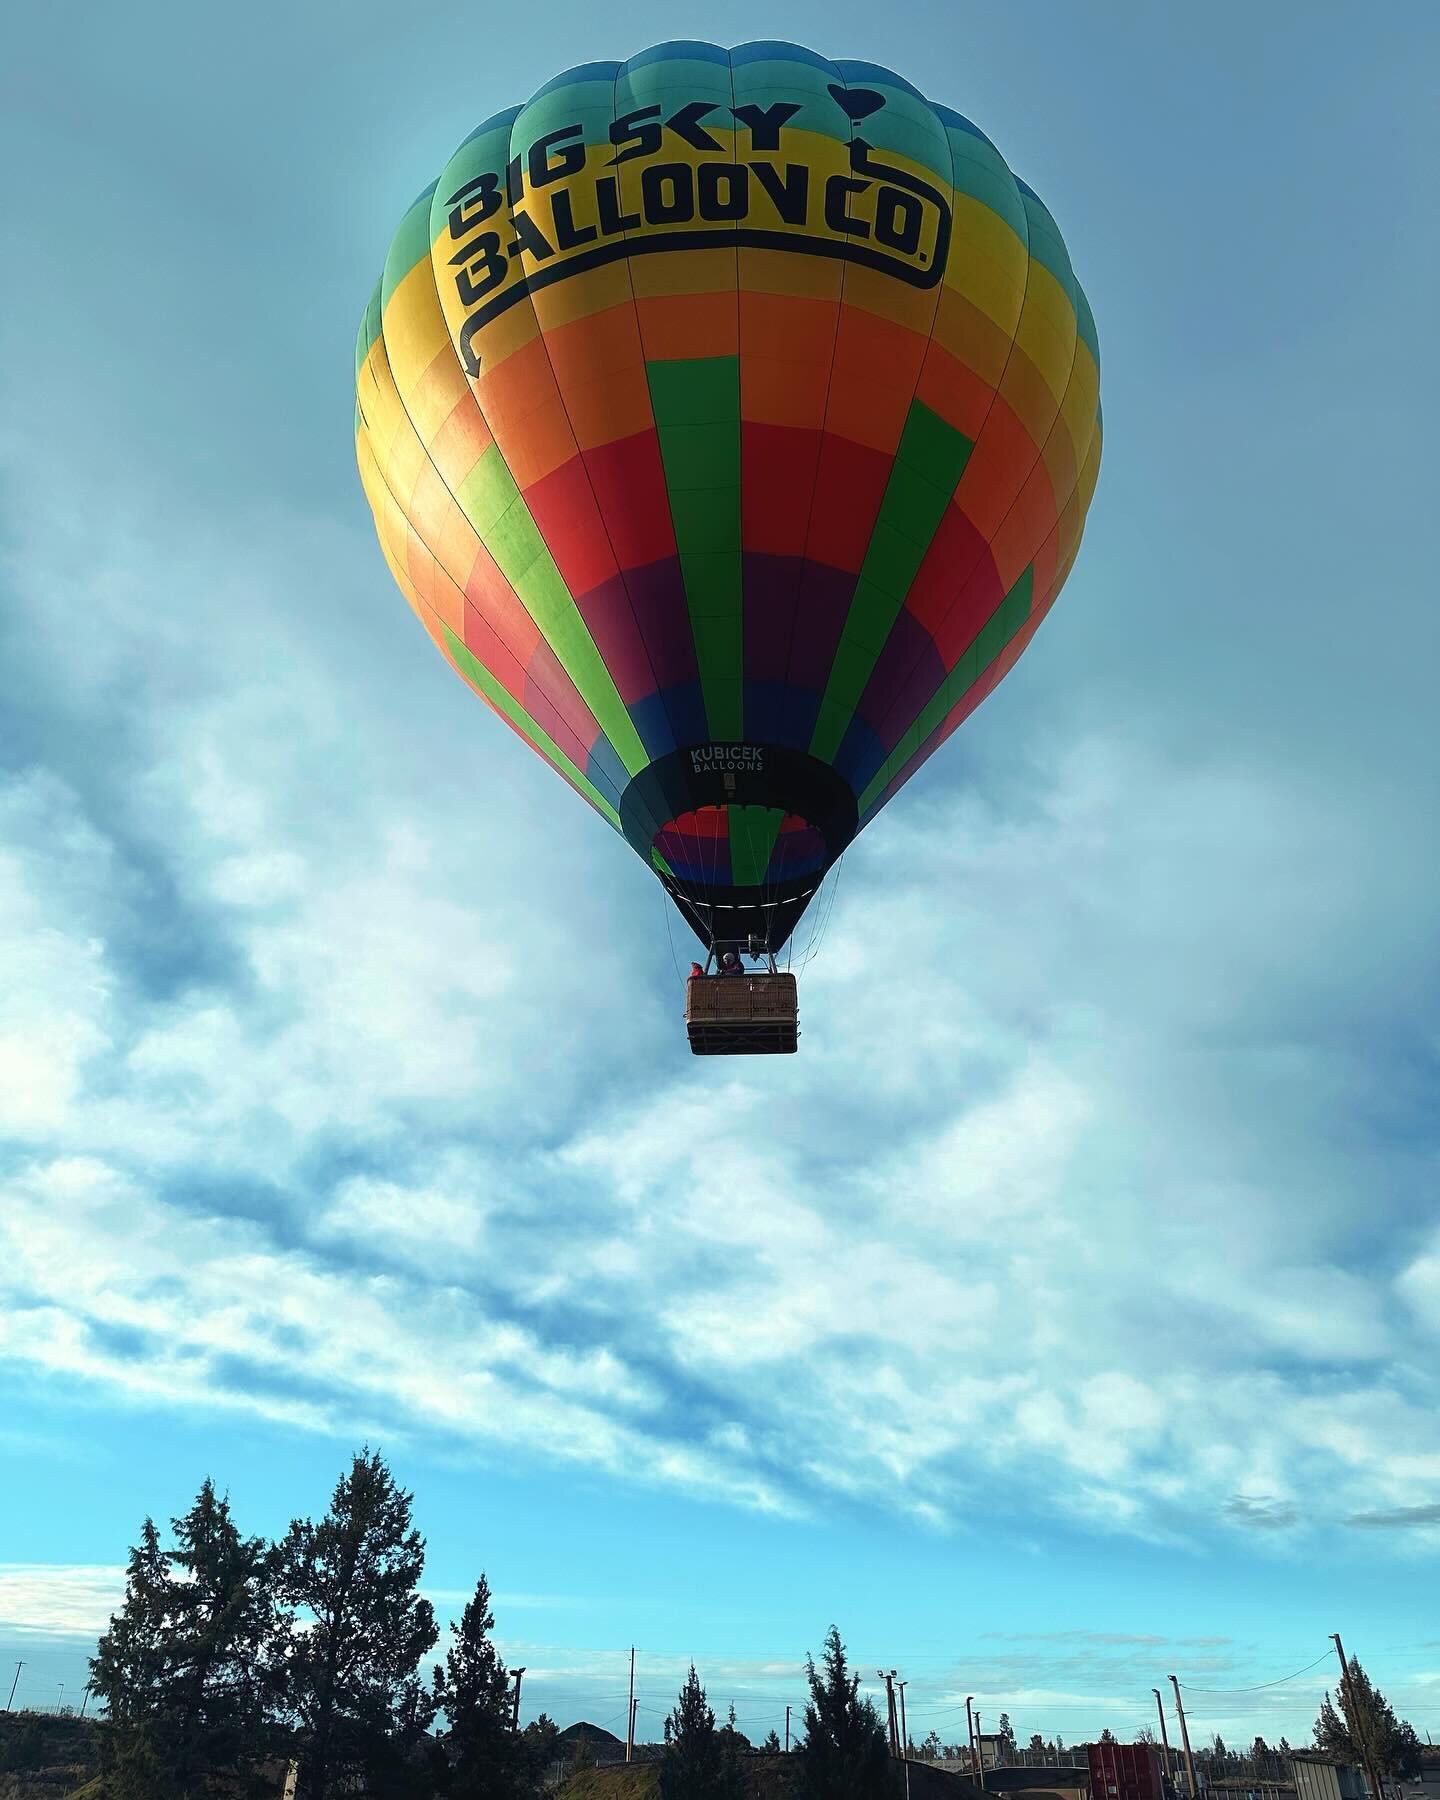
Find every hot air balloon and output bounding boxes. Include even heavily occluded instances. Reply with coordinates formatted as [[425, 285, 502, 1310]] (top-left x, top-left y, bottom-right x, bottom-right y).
[[355, 41, 1101, 1053]]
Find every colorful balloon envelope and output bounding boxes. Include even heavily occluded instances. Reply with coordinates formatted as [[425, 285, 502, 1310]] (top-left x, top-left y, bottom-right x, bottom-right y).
[[355, 41, 1101, 951]]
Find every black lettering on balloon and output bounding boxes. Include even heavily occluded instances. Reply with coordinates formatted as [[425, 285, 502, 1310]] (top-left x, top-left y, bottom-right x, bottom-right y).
[[595, 176, 640, 233], [749, 159, 808, 225], [642, 162, 694, 224], [454, 232, 507, 305], [550, 188, 597, 250], [506, 210, 556, 260], [528, 123, 586, 187], [873, 185, 923, 255], [730, 100, 801, 151], [609, 105, 663, 165], [446, 170, 502, 240], [665, 100, 722, 152], [697, 162, 748, 221], [824, 174, 870, 238]]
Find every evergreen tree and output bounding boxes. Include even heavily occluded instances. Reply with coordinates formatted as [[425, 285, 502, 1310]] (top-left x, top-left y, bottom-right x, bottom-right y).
[[1100, 1730, 1118, 1746], [91, 1483, 277, 1799], [999, 1714, 1017, 1758], [762, 1730, 783, 1753], [431, 1574, 537, 1799], [91, 1518, 172, 1733], [1314, 1663, 1422, 1779], [660, 1666, 744, 1800], [1029, 1735, 1047, 1755], [791, 1627, 898, 1800], [520, 1713, 559, 1770], [274, 1449, 439, 1800]]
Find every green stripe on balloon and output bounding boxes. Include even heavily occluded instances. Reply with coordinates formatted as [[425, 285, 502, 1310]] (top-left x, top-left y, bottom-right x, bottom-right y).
[[648, 356, 743, 741], [729, 805, 785, 888], [856, 565, 1035, 814], [810, 399, 974, 763], [455, 444, 649, 778], [442, 626, 623, 829]]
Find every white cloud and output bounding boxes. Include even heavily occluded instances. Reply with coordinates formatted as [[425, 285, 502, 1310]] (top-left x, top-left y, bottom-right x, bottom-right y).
[[0, 456, 1436, 1554], [0, 1564, 126, 1637]]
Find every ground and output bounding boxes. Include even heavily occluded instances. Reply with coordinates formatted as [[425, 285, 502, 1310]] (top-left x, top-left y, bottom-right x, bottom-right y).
[[555, 1753, 981, 1798], [0, 1713, 102, 1798]]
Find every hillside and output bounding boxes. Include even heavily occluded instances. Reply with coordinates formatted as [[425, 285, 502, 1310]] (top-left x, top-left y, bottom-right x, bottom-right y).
[[0, 1712, 104, 1798]]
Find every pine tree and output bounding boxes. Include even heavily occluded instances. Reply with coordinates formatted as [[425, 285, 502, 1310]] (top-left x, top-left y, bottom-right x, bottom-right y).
[[90, 1483, 277, 1798], [660, 1666, 744, 1800], [91, 1518, 172, 1733], [1315, 1663, 1423, 1779], [791, 1627, 899, 1800], [274, 1449, 439, 1800], [1100, 1730, 1118, 1746], [431, 1574, 537, 1799], [763, 1730, 783, 1753]]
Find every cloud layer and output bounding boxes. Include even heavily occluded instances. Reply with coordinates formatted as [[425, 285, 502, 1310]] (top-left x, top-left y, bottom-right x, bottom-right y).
[[2, 446, 1437, 1561]]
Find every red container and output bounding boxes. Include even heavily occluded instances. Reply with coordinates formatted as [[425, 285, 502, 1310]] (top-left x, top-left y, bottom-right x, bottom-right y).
[[1087, 1742, 1166, 1800]]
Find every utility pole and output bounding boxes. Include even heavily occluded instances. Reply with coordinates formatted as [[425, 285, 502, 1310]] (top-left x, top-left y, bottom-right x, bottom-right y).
[[1169, 1676, 1198, 1799], [785, 1704, 791, 1752], [80, 1685, 92, 1718], [966, 1697, 978, 1783], [56, 1683, 65, 1714], [897, 1679, 912, 1800], [977, 1712, 987, 1790], [626, 1648, 635, 1763], [878, 1671, 899, 1757], [1331, 1634, 1384, 1800], [510, 1667, 525, 1732], [6, 1663, 22, 1713], [1153, 1688, 1175, 1791]]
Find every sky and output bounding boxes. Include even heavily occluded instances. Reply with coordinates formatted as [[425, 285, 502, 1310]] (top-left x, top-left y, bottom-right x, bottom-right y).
[[2, 0, 1438, 1755]]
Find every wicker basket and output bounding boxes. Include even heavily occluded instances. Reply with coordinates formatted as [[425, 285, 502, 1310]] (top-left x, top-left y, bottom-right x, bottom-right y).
[[685, 973, 799, 1055]]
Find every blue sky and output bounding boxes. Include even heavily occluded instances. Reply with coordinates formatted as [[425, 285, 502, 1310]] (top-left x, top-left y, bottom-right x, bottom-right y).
[[2, 0, 1438, 1752]]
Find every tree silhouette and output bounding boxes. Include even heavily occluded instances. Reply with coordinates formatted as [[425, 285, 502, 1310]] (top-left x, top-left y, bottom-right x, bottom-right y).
[[431, 1573, 537, 1798], [274, 1449, 438, 1800], [792, 1627, 899, 1799], [1314, 1663, 1422, 1779], [660, 1665, 743, 1800], [91, 1481, 276, 1798]]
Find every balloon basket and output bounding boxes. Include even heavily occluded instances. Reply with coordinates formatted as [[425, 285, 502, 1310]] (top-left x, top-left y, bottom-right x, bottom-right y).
[[685, 973, 799, 1056]]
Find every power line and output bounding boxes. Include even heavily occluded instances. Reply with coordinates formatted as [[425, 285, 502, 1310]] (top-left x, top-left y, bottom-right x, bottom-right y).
[[1180, 1652, 1335, 1695]]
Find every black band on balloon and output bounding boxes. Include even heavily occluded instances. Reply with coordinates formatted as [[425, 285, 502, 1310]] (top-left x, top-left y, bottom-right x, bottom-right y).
[[619, 744, 859, 951]]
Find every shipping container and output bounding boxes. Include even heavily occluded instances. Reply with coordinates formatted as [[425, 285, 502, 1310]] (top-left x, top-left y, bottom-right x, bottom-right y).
[[1087, 1742, 1167, 1800]]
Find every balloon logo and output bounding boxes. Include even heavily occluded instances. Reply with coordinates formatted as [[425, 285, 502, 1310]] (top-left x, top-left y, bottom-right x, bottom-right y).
[[356, 42, 1101, 954]]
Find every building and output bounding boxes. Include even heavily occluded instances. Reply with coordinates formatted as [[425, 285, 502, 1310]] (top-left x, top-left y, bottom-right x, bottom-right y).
[[981, 1765, 1091, 1800], [1394, 1752, 1440, 1800], [1291, 1753, 1369, 1800]]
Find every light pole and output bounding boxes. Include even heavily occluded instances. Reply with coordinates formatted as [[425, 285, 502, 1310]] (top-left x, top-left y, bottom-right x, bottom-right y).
[[1153, 1688, 1175, 1791], [509, 1668, 525, 1732], [6, 1663, 22, 1713]]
